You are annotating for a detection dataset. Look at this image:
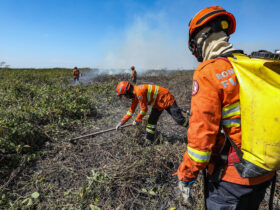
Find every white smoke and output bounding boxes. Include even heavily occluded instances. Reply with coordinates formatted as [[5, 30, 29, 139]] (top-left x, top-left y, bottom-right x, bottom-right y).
[[77, 68, 132, 84], [97, 12, 197, 71]]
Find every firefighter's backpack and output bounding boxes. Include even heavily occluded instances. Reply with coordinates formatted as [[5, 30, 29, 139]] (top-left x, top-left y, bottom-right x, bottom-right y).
[[227, 51, 280, 178]]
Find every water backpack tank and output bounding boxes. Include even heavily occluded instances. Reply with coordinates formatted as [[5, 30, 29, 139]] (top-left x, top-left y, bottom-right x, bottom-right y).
[[227, 51, 280, 178]]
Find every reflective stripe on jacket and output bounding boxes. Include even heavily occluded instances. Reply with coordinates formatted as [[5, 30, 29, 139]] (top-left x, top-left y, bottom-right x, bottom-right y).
[[121, 84, 175, 124], [176, 57, 274, 185], [222, 101, 241, 128]]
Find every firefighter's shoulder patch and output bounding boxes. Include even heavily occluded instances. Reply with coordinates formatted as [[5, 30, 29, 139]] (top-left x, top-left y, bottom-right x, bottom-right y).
[[192, 80, 199, 96], [137, 95, 143, 101]]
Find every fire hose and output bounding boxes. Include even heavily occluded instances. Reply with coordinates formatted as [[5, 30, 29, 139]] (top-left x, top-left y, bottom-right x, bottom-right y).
[[68, 123, 133, 143]]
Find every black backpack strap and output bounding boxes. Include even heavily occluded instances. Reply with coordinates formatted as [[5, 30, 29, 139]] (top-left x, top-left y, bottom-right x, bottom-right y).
[[210, 128, 245, 182], [269, 173, 277, 210], [223, 130, 244, 163], [209, 131, 231, 182]]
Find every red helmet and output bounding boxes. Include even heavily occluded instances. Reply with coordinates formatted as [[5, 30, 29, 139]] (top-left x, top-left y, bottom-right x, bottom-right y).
[[74, 66, 78, 69], [188, 6, 236, 61], [131, 66, 135, 70], [116, 81, 131, 97]]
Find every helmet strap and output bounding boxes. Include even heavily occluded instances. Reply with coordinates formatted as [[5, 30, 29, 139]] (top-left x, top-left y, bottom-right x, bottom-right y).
[[194, 28, 213, 62]]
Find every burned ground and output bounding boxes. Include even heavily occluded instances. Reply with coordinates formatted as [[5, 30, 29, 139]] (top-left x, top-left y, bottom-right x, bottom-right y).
[[0, 70, 279, 209]]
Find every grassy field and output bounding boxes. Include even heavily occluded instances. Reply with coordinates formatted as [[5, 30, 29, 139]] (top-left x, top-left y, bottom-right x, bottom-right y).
[[0, 68, 279, 209], [0, 68, 116, 174]]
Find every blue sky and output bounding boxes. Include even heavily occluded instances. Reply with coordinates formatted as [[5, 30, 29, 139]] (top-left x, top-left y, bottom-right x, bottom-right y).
[[0, 0, 279, 70]]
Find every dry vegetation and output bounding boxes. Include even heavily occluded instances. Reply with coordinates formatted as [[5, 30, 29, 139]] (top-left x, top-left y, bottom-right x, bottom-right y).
[[0, 69, 279, 209]]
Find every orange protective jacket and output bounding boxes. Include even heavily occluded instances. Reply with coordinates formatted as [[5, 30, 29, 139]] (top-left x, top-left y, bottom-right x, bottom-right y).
[[121, 84, 175, 124], [131, 70, 137, 81], [73, 69, 80, 78], [175, 57, 274, 185]]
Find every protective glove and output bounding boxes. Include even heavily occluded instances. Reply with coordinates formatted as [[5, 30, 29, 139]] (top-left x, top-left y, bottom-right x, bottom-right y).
[[116, 122, 123, 130], [132, 120, 140, 126], [178, 178, 197, 204]]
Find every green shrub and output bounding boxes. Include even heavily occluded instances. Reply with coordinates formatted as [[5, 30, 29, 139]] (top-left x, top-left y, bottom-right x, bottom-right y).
[[0, 68, 116, 175]]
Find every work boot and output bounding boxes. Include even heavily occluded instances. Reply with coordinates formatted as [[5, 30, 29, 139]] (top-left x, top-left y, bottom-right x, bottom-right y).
[[142, 138, 152, 147], [146, 132, 154, 141], [142, 133, 154, 146]]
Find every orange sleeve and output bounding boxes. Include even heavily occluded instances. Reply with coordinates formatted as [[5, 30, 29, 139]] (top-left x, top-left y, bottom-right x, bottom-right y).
[[72, 70, 75, 76], [176, 66, 222, 182], [121, 97, 139, 124]]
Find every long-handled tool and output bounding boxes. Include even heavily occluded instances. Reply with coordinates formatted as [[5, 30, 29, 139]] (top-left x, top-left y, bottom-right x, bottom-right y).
[[68, 123, 133, 143]]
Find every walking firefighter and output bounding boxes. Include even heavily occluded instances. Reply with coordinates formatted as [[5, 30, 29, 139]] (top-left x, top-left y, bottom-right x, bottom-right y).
[[130, 66, 137, 84], [73, 66, 80, 83], [115, 81, 188, 142]]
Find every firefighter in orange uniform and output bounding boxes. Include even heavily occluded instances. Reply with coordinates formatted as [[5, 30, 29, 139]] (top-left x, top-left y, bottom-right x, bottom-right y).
[[174, 6, 275, 209], [73, 66, 80, 83], [115, 81, 188, 141], [131, 66, 137, 84]]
